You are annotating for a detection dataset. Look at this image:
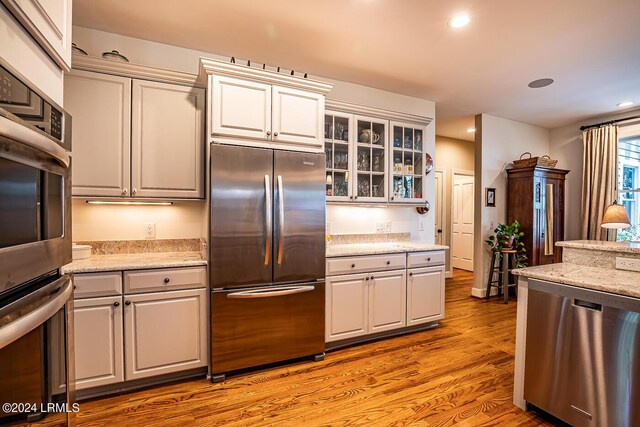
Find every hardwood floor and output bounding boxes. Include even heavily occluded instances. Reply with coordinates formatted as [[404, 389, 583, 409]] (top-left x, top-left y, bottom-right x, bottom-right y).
[[32, 269, 555, 426]]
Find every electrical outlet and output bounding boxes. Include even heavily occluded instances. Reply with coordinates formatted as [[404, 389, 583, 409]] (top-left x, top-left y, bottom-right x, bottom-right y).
[[384, 221, 392, 233], [616, 257, 640, 272], [489, 220, 495, 231], [376, 221, 384, 233], [144, 223, 156, 239], [418, 218, 424, 231], [326, 222, 332, 234]]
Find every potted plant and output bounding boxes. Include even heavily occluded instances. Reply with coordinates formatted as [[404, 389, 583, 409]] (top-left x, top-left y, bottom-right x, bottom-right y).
[[485, 220, 527, 268]]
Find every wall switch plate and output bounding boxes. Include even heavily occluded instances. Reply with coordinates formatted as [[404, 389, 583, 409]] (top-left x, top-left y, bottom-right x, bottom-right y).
[[384, 221, 392, 233], [489, 220, 495, 231], [144, 223, 156, 239], [615, 257, 640, 272], [376, 221, 385, 233], [418, 218, 424, 231]]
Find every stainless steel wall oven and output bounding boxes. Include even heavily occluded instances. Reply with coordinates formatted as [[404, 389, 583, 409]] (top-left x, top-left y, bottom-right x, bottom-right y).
[[0, 58, 74, 425]]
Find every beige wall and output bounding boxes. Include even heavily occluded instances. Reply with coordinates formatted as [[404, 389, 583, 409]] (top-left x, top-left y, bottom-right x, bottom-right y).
[[71, 26, 437, 243], [549, 107, 640, 240], [72, 200, 206, 241], [435, 136, 475, 272], [473, 114, 550, 297]]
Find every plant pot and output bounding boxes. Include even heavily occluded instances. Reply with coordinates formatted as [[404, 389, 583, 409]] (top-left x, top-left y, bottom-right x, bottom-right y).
[[503, 235, 516, 249]]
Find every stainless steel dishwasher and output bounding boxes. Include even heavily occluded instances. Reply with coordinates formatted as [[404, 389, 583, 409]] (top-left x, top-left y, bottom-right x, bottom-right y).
[[524, 279, 640, 427]]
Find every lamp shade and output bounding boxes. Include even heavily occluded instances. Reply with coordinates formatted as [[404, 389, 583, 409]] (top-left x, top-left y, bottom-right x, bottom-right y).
[[601, 202, 631, 229]]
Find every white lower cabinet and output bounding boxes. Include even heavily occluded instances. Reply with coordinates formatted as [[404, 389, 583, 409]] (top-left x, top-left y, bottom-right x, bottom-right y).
[[124, 288, 208, 381], [406, 266, 445, 326], [74, 296, 124, 390], [326, 269, 406, 342]]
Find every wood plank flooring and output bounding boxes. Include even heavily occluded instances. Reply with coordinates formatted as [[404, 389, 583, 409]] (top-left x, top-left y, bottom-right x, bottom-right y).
[[30, 269, 556, 426]]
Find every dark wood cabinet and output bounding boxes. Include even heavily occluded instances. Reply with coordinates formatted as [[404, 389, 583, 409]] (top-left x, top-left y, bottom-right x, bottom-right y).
[[506, 166, 569, 266]]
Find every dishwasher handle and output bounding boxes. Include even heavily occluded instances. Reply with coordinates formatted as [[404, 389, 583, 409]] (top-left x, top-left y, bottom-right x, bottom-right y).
[[227, 285, 314, 299], [574, 299, 602, 311]]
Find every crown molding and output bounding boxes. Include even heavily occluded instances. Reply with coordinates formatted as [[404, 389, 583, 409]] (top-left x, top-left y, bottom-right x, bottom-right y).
[[326, 99, 433, 126], [71, 54, 202, 87], [198, 57, 333, 94]]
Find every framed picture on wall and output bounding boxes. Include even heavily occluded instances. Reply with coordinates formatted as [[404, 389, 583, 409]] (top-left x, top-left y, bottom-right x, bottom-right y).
[[485, 188, 496, 207]]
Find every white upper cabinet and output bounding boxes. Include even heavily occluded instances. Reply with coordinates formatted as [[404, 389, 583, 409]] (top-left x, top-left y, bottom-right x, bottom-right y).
[[3, 0, 72, 71], [199, 57, 332, 153], [65, 61, 206, 199], [211, 75, 272, 140], [389, 121, 428, 204], [65, 70, 131, 197], [131, 80, 205, 198], [271, 85, 324, 150]]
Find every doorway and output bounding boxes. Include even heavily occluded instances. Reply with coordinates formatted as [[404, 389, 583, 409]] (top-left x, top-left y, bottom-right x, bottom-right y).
[[451, 170, 474, 271]]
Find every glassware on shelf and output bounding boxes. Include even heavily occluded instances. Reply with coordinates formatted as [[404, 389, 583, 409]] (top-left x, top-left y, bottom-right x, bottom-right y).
[[372, 151, 384, 172], [404, 175, 413, 198], [414, 131, 423, 151], [325, 147, 332, 169], [357, 151, 370, 171], [357, 179, 370, 197], [393, 177, 403, 199], [334, 153, 348, 170]]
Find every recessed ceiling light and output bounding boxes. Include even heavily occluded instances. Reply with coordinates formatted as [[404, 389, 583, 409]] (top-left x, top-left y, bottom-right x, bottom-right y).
[[448, 14, 471, 28], [617, 101, 634, 108], [528, 78, 554, 88], [467, 128, 476, 133]]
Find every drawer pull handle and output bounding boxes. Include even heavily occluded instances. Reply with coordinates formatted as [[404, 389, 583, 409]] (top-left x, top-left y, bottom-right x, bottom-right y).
[[164, 278, 170, 284], [386, 260, 391, 265], [427, 257, 431, 261], [113, 301, 120, 307], [125, 300, 131, 306], [351, 263, 356, 268]]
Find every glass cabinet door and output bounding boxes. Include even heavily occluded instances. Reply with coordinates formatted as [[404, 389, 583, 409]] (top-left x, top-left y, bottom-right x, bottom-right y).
[[390, 121, 426, 203], [324, 112, 352, 201], [353, 115, 388, 202]]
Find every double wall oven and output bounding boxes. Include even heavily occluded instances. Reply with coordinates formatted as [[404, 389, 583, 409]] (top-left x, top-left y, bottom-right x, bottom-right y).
[[0, 58, 74, 425]]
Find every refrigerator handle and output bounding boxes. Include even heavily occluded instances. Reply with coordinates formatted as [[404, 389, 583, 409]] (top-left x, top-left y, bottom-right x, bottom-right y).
[[264, 174, 272, 266], [277, 175, 284, 265]]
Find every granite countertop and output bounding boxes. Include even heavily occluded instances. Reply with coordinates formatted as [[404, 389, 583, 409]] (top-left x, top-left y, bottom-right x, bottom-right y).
[[513, 263, 640, 299], [557, 239, 640, 254], [62, 251, 207, 273], [326, 242, 448, 258]]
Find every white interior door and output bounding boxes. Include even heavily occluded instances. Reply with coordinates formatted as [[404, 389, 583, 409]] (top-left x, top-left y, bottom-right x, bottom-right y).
[[434, 169, 444, 244], [452, 174, 474, 271]]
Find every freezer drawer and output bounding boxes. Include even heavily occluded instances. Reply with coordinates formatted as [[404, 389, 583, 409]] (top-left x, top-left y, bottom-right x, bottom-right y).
[[211, 282, 325, 375], [524, 279, 640, 427]]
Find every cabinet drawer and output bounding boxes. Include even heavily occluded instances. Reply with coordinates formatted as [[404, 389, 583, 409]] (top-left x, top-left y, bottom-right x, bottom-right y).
[[124, 267, 206, 293], [407, 251, 445, 268], [326, 254, 406, 276], [74, 272, 123, 298]]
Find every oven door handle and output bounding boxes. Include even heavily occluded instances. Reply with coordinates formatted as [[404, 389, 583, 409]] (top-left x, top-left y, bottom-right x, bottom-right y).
[[0, 274, 72, 350], [0, 113, 70, 168], [226, 285, 315, 299]]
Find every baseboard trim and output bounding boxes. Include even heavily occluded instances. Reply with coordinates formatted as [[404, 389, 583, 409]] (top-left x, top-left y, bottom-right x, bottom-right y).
[[445, 270, 453, 278], [471, 286, 500, 298]]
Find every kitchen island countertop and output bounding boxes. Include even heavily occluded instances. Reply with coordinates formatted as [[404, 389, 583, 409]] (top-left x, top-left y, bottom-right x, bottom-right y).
[[326, 242, 448, 258], [62, 251, 207, 273]]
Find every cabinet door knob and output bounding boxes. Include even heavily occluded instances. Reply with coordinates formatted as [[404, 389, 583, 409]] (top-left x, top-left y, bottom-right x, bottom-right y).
[[132, 188, 137, 195], [351, 263, 356, 268], [267, 131, 272, 136], [122, 188, 128, 195], [386, 260, 391, 265], [391, 196, 395, 200], [164, 277, 170, 284], [427, 257, 431, 261], [274, 132, 279, 137], [354, 196, 358, 200], [365, 277, 369, 281], [125, 300, 131, 306], [113, 301, 120, 307], [349, 196, 353, 200], [409, 272, 413, 277]]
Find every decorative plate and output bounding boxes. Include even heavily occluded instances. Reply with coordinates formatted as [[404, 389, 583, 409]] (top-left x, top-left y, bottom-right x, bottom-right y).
[[425, 153, 433, 174]]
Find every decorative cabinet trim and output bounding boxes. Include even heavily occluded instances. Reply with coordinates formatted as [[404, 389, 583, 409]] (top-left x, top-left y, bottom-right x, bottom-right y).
[[199, 57, 333, 94], [72, 54, 202, 88], [326, 99, 433, 127]]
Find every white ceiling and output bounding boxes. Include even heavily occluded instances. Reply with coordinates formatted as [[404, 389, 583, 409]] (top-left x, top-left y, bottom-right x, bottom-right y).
[[73, 0, 640, 141]]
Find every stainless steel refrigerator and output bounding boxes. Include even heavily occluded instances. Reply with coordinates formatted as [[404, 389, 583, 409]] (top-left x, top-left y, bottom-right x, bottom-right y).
[[209, 143, 326, 382]]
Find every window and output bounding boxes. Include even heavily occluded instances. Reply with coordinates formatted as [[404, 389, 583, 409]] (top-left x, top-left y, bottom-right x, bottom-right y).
[[617, 126, 640, 241]]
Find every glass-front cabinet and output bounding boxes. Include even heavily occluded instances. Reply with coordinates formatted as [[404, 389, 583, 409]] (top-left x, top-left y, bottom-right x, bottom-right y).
[[324, 111, 352, 201], [353, 115, 388, 202], [389, 121, 427, 203]]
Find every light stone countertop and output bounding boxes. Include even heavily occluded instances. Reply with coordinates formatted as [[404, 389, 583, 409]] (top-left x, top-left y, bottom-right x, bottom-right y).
[[62, 251, 207, 273], [513, 263, 640, 299], [326, 242, 448, 258], [557, 239, 640, 254]]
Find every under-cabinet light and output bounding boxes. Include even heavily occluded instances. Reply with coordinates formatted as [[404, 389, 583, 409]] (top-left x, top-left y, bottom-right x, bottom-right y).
[[85, 200, 173, 206]]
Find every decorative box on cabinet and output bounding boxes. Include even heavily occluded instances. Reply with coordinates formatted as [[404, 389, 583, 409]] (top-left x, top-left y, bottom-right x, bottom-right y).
[[65, 63, 205, 199], [506, 166, 569, 265]]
